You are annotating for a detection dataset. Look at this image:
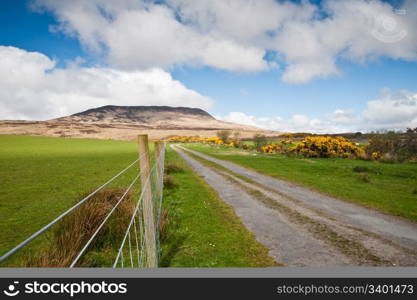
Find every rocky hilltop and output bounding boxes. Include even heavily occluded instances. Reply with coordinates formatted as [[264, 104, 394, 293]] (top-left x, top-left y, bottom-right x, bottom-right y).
[[61, 105, 214, 123], [54, 105, 258, 131]]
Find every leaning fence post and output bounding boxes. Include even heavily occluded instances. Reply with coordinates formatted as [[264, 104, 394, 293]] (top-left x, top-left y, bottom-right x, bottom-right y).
[[138, 134, 157, 267]]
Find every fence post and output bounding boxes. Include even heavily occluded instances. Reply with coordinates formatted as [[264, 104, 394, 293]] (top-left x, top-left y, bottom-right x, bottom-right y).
[[154, 141, 164, 192], [137, 134, 157, 267]]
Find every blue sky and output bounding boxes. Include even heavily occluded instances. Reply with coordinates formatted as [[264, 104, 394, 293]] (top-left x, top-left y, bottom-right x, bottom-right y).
[[0, 0, 416, 132]]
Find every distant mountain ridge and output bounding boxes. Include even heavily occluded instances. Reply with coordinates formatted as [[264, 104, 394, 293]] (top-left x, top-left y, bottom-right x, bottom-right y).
[[70, 105, 214, 121], [54, 105, 259, 131], [0, 105, 279, 140]]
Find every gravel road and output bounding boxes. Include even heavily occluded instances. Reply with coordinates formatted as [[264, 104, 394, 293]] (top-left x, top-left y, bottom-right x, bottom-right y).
[[173, 145, 417, 267]]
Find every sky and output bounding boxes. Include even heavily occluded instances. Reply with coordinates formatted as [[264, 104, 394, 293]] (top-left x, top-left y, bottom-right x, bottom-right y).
[[0, 0, 416, 133]]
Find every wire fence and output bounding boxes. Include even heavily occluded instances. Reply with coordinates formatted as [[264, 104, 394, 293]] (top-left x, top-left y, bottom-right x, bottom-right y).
[[113, 144, 166, 268], [0, 136, 166, 268]]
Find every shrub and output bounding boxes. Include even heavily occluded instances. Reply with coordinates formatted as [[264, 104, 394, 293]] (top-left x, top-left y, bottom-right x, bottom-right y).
[[352, 166, 370, 173], [280, 133, 311, 139], [253, 134, 268, 152], [164, 174, 177, 189], [226, 140, 240, 148], [371, 152, 380, 161], [261, 143, 282, 153], [280, 140, 293, 145], [216, 130, 232, 143], [232, 131, 241, 140], [165, 136, 223, 145], [290, 136, 364, 158], [165, 163, 184, 174], [365, 128, 417, 162]]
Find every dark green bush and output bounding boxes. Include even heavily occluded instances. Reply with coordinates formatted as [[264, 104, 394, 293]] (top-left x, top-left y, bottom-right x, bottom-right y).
[[165, 163, 184, 174], [352, 166, 370, 173], [164, 175, 178, 189]]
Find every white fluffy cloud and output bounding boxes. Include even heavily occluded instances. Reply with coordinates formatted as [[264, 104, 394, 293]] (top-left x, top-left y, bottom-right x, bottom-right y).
[[33, 0, 270, 72], [33, 0, 417, 83], [222, 90, 417, 133], [0, 46, 213, 120], [363, 89, 417, 130], [221, 112, 347, 133]]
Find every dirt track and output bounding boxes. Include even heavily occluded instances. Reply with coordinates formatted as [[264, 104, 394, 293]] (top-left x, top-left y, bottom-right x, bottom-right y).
[[173, 145, 417, 266]]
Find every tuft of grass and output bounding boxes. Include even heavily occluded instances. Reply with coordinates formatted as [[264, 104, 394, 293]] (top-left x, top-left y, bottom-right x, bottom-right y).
[[358, 173, 371, 183], [164, 163, 184, 174], [412, 188, 417, 195], [25, 188, 134, 267], [163, 174, 178, 189], [158, 208, 170, 242]]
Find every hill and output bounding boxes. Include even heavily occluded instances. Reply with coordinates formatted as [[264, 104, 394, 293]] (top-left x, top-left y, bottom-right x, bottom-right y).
[[0, 105, 278, 140]]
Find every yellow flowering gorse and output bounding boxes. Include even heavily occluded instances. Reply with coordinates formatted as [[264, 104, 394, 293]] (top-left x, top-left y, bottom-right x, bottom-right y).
[[166, 136, 239, 147], [261, 143, 282, 153], [290, 136, 364, 158]]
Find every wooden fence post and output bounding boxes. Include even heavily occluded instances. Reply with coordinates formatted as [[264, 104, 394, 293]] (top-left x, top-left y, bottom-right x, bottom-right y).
[[137, 134, 157, 267], [154, 141, 164, 191]]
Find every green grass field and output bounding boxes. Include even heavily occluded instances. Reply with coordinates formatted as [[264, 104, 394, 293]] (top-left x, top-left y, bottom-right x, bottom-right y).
[[0, 135, 275, 267], [0, 135, 140, 266], [184, 143, 417, 222]]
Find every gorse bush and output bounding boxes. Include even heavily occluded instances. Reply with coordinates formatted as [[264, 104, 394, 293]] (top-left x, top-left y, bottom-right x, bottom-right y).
[[166, 136, 239, 147], [261, 143, 282, 153], [166, 136, 222, 144], [290, 136, 364, 158], [365, 128, 417, 162]]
